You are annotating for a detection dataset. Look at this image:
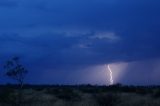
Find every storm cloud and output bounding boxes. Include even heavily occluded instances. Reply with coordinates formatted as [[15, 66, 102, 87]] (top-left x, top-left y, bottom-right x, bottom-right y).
[[0, 0, 160, 84]]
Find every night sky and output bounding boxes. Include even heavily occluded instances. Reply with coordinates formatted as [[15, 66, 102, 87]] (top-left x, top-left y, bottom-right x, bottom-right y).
[[0, 0, 160, 85]]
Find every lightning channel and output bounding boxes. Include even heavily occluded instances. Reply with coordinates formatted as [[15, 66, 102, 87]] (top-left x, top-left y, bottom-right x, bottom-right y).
[[106, 64, 114, 85]]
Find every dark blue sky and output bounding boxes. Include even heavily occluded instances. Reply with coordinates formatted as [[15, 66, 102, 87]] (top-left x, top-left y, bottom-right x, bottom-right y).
[[0, 0, 160, 85]]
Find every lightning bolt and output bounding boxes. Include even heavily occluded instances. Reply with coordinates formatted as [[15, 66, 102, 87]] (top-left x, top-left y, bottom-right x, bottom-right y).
[[106, 64, 114, 85]]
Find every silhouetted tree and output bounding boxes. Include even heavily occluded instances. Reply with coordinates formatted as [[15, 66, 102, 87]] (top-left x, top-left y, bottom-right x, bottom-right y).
[[4, 57, 28, 106]]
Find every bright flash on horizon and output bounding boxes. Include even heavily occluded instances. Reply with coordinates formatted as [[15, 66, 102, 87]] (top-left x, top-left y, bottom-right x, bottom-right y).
[[106, 64, 114, 85]]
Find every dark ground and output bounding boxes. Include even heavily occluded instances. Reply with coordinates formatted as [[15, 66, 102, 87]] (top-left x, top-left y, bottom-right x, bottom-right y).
[[0, 84, 160, 106]]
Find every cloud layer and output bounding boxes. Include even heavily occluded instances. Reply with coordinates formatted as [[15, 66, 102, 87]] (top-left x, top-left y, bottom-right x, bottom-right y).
[[0, 0, 160, 84]]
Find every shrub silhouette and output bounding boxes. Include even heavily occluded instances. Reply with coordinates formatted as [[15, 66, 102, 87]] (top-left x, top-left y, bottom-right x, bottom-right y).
[[153, 89, 160, 98], [46, 88, 81, 101], [94, 92, 120, 106], [0, 87, 16, 105]]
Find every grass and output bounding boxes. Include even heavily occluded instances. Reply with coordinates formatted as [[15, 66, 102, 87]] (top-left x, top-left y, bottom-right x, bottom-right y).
[[0, 85, 160, 106]]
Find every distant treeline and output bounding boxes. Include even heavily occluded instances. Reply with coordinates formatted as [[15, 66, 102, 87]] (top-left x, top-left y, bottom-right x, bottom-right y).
[[0, 83, 160, 90], [0, 83, 160, 87]]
